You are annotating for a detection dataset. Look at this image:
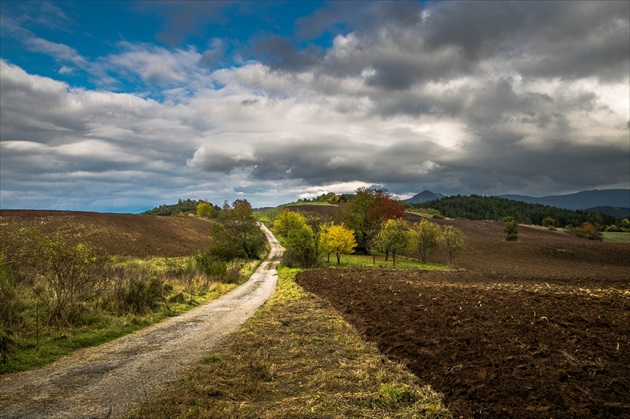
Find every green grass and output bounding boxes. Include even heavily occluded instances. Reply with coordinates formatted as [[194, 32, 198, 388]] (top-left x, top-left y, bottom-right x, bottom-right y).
[[127, 268, 450, 418], [322, 252, 449, 270], [602, 231, 630, 243]]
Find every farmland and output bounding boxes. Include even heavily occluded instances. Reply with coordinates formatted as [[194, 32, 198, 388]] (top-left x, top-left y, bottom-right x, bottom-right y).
[[297, 217, 630, 417], [2, 208, 629, 417]]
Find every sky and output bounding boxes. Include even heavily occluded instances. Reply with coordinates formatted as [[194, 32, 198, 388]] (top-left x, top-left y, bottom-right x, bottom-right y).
[[0, 1, 629, 213]]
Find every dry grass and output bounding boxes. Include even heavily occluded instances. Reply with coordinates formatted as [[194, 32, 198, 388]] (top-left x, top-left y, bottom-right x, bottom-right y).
[[128, 268, 450, 418]]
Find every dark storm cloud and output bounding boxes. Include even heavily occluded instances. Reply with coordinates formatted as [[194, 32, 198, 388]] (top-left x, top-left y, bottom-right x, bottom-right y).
[[133, 0, 238, 45], [253, 36, 323, 72]]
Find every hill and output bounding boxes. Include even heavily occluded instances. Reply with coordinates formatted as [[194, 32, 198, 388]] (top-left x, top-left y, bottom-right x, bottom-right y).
[[142, 199, 221, 216], [0, 210, 212, 257], [403, 190, 445, 204], [499, 189, 629, 210], [416, 195, 615, 226]]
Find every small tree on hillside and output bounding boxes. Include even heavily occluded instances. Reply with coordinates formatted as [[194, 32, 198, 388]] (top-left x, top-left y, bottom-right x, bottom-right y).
[[440, 225, 465, 266], [319, 223, 357, 264], [502, 217, 519, 241], [411, 220, 441, 263], [373, 218, 411, 266], [196, 201, 213, 218]]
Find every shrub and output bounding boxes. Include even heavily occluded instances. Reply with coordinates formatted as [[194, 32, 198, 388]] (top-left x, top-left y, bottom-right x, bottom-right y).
[[572, 222, 602, 240], [501, 217, 519, 241]]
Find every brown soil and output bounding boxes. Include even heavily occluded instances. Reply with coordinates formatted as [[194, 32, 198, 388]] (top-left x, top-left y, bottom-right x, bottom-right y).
[[0, 210, 211, 257], [297, 218, 630, 418]]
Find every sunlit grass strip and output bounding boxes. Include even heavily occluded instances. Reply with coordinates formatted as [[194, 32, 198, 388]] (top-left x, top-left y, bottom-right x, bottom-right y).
[[602, 231, 630, 243], [128, 268, 450, 418], [326, 253, 449, 271]]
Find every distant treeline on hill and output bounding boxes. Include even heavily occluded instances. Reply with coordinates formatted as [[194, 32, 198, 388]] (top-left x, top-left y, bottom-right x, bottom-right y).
[[414, 195, 617, 227], [142, 199, 221, 216]]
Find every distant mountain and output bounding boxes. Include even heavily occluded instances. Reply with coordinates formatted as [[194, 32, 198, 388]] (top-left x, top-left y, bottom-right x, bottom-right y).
[[404, 190, 445, 204], [498, 189, 630, 211]]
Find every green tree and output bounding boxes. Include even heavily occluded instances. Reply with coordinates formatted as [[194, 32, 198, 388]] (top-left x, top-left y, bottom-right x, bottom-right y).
[[411, 220, 441, 263], [440, 225, 465, 266], [209, 200, 265, 260], [285, 224, 318, 268], [273, 210, 318, 268], [373, 219, 410, 266], [196, 201, 214, 218], [319, 223, 357, 264], [501, 217, 519, 241]]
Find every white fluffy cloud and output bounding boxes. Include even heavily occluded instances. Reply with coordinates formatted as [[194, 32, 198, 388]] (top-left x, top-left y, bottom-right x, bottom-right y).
[[1, 1, 628, 212]]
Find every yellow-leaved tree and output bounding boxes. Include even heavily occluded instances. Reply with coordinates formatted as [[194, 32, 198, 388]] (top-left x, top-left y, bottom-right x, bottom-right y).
[[319, 223, 357, 264]]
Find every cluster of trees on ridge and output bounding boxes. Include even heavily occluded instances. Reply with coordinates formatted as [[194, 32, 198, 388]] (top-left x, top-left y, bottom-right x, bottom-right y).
[[411, 195, 617, 228], [272, 188, 466, 268], [142, 199, 222, 217]]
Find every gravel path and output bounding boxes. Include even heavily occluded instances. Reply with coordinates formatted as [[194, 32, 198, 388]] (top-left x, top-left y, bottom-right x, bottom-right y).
[[0, 225, 283, 419]]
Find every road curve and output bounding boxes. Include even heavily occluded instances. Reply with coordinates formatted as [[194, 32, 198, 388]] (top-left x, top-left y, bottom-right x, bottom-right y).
[[0, 224, 283, 419]]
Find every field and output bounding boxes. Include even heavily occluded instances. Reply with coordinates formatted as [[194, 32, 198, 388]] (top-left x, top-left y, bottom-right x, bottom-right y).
[[0, 210, 212, 257], [297, 217, 630, 417]]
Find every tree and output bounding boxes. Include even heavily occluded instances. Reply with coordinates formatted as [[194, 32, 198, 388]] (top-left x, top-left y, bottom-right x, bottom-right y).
[[285, 224, 318, 268], [274, 210, 308, 238], [411, 220, 441, 263], [273, 210, 318, 268], [373, 219, 411, 266], [196, 201, 213, 218], [502, 217, 519, 241], [319, 223, 357, 264], [341, 188, 404, 253], [440, 225, 465, 266], [209, 199, 265, 260]]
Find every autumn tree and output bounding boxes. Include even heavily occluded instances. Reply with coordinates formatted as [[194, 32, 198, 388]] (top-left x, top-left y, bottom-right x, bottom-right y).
[[319, 223, 357, 264], [274, 210, 308, 238], [411, 219, 441, 263], [440, 225, 465, 266], [196, 201, 213, 218], [373, 218, 411, 266], [341, 188, 404, 253]]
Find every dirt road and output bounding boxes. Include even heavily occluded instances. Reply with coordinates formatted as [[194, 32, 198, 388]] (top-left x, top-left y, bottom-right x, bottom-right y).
[[0, 225, 283, 419]]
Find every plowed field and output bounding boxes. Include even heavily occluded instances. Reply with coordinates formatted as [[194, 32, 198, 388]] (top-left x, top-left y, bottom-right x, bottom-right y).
[[297, 219, 630, 418], [0, 210, 212, 257]]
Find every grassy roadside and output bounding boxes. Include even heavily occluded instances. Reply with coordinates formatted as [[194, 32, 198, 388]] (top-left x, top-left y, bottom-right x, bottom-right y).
[[128, 268, 450, 418], [0, 256, 261, 374]]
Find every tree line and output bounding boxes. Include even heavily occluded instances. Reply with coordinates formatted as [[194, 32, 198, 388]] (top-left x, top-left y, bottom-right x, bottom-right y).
[[413, 195, 616, 228], [272, 188, 466, 268]]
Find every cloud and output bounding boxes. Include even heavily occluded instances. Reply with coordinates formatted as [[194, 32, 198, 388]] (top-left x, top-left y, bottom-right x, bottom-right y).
[[1, 1, 629, 212]]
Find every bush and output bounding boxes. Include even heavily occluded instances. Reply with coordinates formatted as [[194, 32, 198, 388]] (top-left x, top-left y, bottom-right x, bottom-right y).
[[501, 217, 519, 241], [572, 222, 602, 240]]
